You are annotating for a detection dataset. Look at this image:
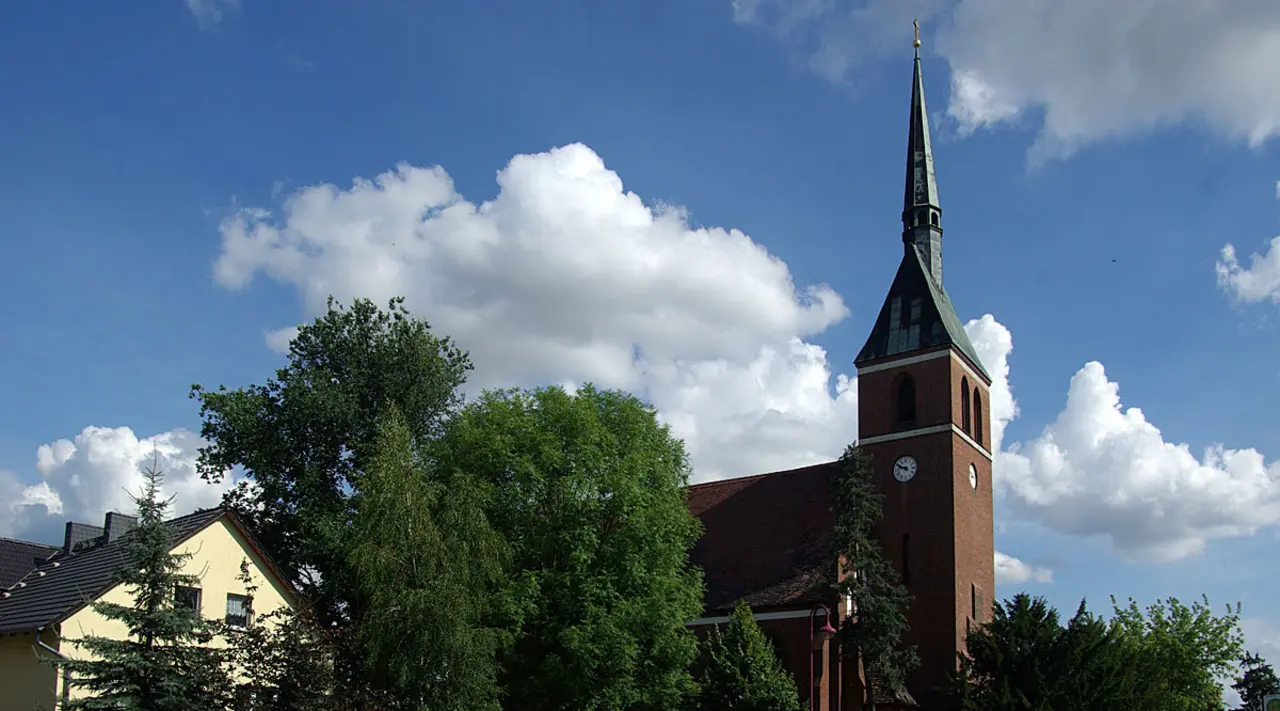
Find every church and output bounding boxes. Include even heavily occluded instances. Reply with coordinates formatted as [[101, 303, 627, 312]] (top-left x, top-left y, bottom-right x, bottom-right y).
[[686, 40, 996, 711]]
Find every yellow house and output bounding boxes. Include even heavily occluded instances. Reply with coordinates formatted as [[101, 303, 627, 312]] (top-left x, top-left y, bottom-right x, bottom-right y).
[[0, 508, 299, 711]]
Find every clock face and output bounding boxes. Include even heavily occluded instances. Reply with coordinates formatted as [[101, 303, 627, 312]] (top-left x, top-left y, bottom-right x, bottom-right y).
[[968, 464, 978, 489], [893, 456, 917, 483]]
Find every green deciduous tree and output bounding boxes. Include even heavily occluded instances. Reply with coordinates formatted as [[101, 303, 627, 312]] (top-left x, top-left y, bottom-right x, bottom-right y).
[[689, 602, 803, 711], [829, 444, 917, 698], [58, 464, 229, 711], [347, 408, 508, 711], [190, 296, 472, 629], [1110, 594, 1244, 711], [1232, 652, 1280, 711], [434, 385, 705, 711]]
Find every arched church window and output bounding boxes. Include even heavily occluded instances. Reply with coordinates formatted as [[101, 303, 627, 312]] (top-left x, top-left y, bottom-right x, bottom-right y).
[[973, 389, 984, 446], [896, 374, 916, 425], [960, 377, 971, 433], [930, 212, 939, 226]]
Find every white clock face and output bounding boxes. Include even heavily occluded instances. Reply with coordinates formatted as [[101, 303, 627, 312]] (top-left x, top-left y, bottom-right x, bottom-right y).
[[968, 463, 978, 489], [893, 456, 917, 483]]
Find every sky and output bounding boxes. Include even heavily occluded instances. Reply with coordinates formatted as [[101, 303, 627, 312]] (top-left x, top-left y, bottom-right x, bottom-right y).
[[2, 0, 1280, 692]]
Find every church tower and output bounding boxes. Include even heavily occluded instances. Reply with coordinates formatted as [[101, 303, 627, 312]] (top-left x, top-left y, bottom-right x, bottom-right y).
[[853, 37, 996, 705]]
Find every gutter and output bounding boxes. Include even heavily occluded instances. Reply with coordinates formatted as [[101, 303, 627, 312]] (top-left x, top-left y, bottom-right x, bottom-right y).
[[33, 626, 63, 658]]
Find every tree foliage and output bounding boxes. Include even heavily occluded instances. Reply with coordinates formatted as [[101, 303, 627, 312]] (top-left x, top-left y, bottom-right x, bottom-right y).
[[433, 385, 705, 711], [829, 444, 917, 695], [946, 594, 1146, 710], [945, 592, 1245, 711], [220, 560, 336, 711], [1232, 652, 1280, 711], [1109, 594, 1244, 711], [347, 408, 508, 711], [190, 296, 472, 630], [58, 464, 229, 711], [689, 602, 803, 711]]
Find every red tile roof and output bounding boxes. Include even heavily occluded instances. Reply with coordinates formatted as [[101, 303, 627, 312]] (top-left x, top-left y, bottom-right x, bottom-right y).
[[687, 461, 838, 611]]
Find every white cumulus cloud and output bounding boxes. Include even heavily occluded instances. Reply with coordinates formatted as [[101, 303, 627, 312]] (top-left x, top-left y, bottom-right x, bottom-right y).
[[997, 362, 1280, 562], [994, 550, 1052, 585], [731, 0, 1280, 160], [21, 427, 234, 527], [1217, 236, 1280, 305], [214, 143, 853, 482]]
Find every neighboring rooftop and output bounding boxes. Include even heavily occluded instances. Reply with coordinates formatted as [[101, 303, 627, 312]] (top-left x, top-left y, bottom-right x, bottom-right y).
[[0, 508, 225, 636], [0, 538, 59, 589]]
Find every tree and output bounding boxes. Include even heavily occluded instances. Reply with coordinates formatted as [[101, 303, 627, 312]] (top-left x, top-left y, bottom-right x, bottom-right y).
[[828, 444, 917, 698], [190, 298, 472, 628], [1109, 594, 1244, 711], [221, 560, 336, 711], [944, 593, 1245, 711], [1233, 652, 1280, 711], [433, 385, 705, 711], [946, 594, 1147, 711], [346, 408, 508, 711], [689, 602, 803, 711], [57, 463, 229, 711]]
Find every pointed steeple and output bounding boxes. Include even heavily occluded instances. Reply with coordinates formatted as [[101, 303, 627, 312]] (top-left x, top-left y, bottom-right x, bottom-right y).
[[902, 21, 943, 285], [854, 27, 990, 381]]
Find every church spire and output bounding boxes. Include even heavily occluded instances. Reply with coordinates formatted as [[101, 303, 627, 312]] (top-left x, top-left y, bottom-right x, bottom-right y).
[[903, 19, 943, 284]]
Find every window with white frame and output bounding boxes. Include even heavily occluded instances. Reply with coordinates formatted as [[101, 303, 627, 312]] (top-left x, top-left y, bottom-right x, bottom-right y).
[[225, 593, 252, 629]]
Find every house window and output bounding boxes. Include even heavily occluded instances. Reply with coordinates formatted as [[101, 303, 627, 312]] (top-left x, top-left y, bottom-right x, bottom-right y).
[[225, 594, 252, 629], [896, 374, 916, 425], [973, 389, 984, 446], [960, 377, 971, 433], [174, 586, 201, 613]]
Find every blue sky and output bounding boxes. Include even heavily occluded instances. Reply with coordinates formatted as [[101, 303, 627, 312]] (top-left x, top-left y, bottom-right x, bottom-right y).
[[3, 0, 1280, 679]]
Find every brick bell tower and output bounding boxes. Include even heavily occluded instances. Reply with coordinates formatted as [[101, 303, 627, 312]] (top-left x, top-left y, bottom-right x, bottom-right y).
[[852, 37, 996, 706]]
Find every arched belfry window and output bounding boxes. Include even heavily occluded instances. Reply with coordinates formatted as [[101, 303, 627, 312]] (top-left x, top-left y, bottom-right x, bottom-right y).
[[930, 212, 939, 226], [973, 389, 984, 446], [896, 374, 916, 425], [960, 377, 971, 433]]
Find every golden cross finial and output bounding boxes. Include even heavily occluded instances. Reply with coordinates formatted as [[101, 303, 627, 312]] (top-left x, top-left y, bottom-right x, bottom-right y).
[[913, 19, 921, 50]]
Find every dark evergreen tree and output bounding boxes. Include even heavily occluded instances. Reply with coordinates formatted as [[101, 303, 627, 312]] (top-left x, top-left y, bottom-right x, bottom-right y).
[[829, 444, 918, 698], [1231, 652, 1279, 711], [221, 560, 336, 711], [57, 463, 230, 711], [689, 601, 803, 711]]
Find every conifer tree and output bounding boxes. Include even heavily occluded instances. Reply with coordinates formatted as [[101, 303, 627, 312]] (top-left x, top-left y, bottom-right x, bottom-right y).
[[1233, 651, 1280, 711], [829, 444, 918, 700], [689, 601, 804, 711], [58, 462, 229, 711]]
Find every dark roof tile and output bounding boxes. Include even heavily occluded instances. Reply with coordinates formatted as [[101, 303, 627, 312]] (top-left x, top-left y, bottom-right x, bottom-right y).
[[688, 462, 837, 612], [0, 538, 59, 589]]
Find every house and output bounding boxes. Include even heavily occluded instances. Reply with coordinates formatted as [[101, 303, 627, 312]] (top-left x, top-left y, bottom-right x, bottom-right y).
[[0, 507, 299, 711], [686, 41, 995, 711]]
